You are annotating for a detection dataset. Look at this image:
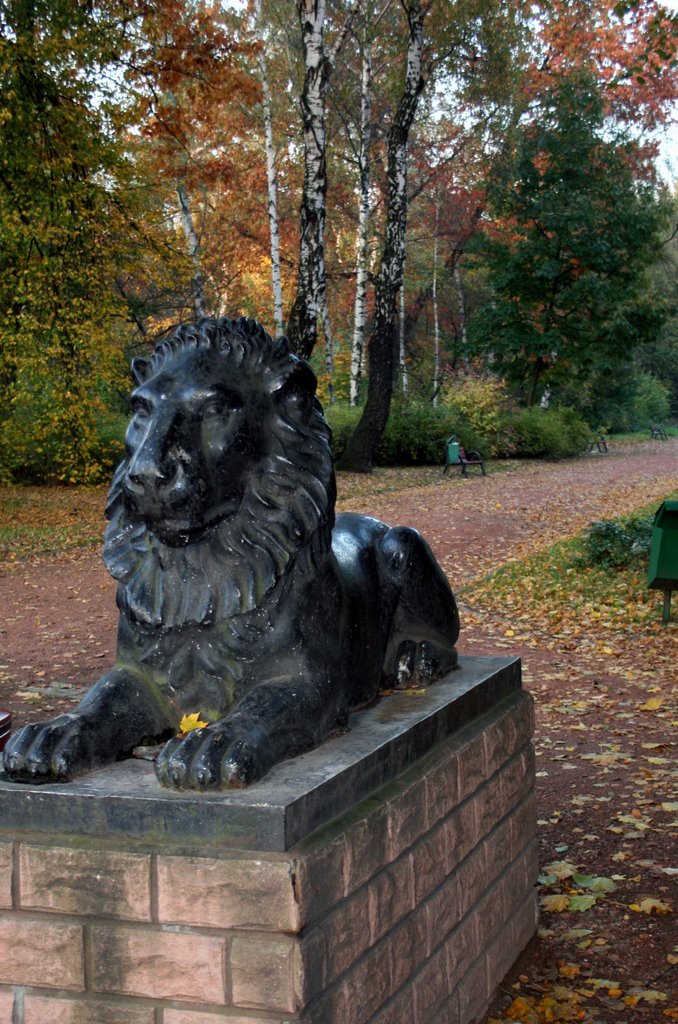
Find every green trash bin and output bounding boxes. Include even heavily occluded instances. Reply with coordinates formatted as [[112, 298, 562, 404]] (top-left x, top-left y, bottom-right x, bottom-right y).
[[444, 436, 461, 475], [647, 500, 678, 623]]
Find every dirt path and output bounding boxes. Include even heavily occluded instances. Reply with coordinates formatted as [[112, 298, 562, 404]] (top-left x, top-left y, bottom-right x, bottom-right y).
[[0, 438, 675, 728], [0, 438, 677, 1020]]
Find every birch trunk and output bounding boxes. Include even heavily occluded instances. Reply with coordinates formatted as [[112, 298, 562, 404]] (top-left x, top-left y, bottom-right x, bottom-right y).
[[399, 264, 409, 396], [452, 257, 467, 350], [350, 42, 372, 407], [287, 1, 355, 358], [339, 0, 427, 472], [255, 1, 284, 337], [177, 182, 206, 318], [431, 194, 440, 406], [286, 0, 330, 359]]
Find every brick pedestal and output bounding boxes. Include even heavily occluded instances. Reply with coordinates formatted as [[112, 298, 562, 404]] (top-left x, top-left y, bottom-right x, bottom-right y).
[[0, 656, 537, 1024]]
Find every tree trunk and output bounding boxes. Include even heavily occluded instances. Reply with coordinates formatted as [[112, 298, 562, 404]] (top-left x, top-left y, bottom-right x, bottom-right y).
[[399, 265, 409, 396], [255, 3, 284, 337], [431, 192, 440, 406], [350, 41, 372, 407], [322, 295, 335, 403], [339, 0, 427, 472], [177, 182, 207, 318], [527, 355, 546, 407]]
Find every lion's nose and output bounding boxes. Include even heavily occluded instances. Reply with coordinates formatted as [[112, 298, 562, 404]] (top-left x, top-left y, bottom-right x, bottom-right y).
[[127, 457, 176, 494]]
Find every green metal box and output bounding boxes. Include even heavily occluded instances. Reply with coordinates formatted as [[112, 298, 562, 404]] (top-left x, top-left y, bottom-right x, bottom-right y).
[[647, 500, 678, 589], [446, 438, 460, 464]]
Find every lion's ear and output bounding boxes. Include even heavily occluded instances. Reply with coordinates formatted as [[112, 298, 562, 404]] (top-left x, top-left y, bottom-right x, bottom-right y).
[[275, 358, 317, 417], [131, 357, 153, 385]]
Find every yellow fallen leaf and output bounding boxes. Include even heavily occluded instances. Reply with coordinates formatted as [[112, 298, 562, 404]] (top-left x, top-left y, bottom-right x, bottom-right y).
[[608, 988, 623, 999], [639, 697, 663, 711], [541, 894, 570, 912], [178, 712, 208, 734], [629, 898, 672, 915], [559, 964, 580, 978]]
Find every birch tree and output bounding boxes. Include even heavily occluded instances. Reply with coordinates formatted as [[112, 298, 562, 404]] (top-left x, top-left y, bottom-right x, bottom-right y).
[[350, 38, 373, 405], [177, 182, 207, 318], [340, 0, 428, 471], [254, 0, 284, 336], [285, 0, 355, 359]]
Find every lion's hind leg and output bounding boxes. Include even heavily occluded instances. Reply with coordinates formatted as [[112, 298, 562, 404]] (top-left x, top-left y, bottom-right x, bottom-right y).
[[378, 526, 460, 689]]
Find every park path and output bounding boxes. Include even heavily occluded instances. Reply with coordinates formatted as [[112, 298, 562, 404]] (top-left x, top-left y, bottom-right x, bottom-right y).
[[0, 438, 676, 728]]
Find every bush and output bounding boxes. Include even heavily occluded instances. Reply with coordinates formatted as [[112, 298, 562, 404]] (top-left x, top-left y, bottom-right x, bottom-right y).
[[580, 515, 653, 568], [325, 404, 363, 462], [513, 406, 590, 459], [377, 401, 456, 466], [440, 374, 518, 457]]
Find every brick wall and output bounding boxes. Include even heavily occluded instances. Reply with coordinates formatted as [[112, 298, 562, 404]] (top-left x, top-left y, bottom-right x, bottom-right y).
[[0, 690, 536, 1024]]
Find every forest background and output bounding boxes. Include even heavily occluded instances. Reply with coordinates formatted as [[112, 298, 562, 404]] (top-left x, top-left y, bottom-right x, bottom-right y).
[[1, 0, 677, 483]]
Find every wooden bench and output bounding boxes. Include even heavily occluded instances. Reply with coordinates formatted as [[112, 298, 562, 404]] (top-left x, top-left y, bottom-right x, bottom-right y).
[[586, 433, 609, 454], [443, 438, 486, 477], [650, 423, 668, 440]]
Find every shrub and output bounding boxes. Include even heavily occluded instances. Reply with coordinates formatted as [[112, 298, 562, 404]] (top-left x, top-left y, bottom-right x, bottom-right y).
[[325, 403, 363, 462], [580, 515, 653, 568], [377, 401, 457, 466], [440, 374, 518, 457], [513, 406, 590, 459]]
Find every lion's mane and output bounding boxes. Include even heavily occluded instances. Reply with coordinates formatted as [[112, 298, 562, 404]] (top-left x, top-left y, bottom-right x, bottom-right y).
[[102, 317, 335, 631]]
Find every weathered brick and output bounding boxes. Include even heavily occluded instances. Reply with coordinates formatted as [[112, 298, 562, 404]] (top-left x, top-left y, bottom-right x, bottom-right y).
[[24, 995, 153, 1024], [369, 984, 415, 1024], [296, 926, 327, 1006], [455, 846, 487, 920], [486, 917, 517, 994], [368, 855, 414, 943], [230, 934, 298, 1014], [425, 874, 460, 953], [445, 912, 480, 988], [387, 776, 428, 858], [20, 844, 151, 921], [430, 987, 460, 1024], [510, 791, 537, 861], [0, 844, 12, 909], [344, 801, 390, 891], [413, 945, 450, 1024], [455, 731, 487, 803], [292, 836, 347, 925], [501, 746, 534, 810], [0, 914, 84, 989], [91, 924, 225, 1003], [475, 876, 509, 952], [475, 772, 506, 841], [457, 955, 490, 1024], [157, 855, 299, 932], [483, 703, 520, 777], [483, 817, 512, 887], [412, 821, 447, 903], [164, 1012, 278, 1024], [0, 990, 13, 1019], [389, 907, 428, 991], [321, 893, 371, 982], [511, 891, 539, 957], [444, 799, 478, 872], [425, 749, 459, 827], [339, 941, 391, 1023]]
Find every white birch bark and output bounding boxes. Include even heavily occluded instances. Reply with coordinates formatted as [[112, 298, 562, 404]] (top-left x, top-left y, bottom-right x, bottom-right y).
[[432, 193, 440, 406], [399, 262, 409, 396], [177, 182, 206, 318], [350, 41, 372, 407], [255, 1, 284, 337], [288, 0, 356, 358]]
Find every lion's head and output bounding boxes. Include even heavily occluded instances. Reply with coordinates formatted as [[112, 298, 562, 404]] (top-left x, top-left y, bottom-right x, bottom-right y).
[[102, 317, 335, 630]]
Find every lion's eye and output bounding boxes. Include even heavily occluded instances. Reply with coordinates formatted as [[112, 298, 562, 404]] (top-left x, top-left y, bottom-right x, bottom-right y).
[[202, 395, 242, 420], [131, 400, 151, 422]]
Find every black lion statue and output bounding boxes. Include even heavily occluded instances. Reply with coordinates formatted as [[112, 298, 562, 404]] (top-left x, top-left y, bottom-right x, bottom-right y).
[[4, 317, 459, 789]]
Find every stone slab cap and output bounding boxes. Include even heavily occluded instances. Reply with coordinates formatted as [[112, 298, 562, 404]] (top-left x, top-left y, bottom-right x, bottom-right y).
[[0, 656, 520, 852]]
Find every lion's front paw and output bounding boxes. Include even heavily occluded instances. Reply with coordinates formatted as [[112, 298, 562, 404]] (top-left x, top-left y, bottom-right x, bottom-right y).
[[155, 724, 265, 791], [3, 716, 94, 783]]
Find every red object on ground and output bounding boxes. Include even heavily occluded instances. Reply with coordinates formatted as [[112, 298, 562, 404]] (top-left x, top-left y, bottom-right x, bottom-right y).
[[0, 710, 11, 752]]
